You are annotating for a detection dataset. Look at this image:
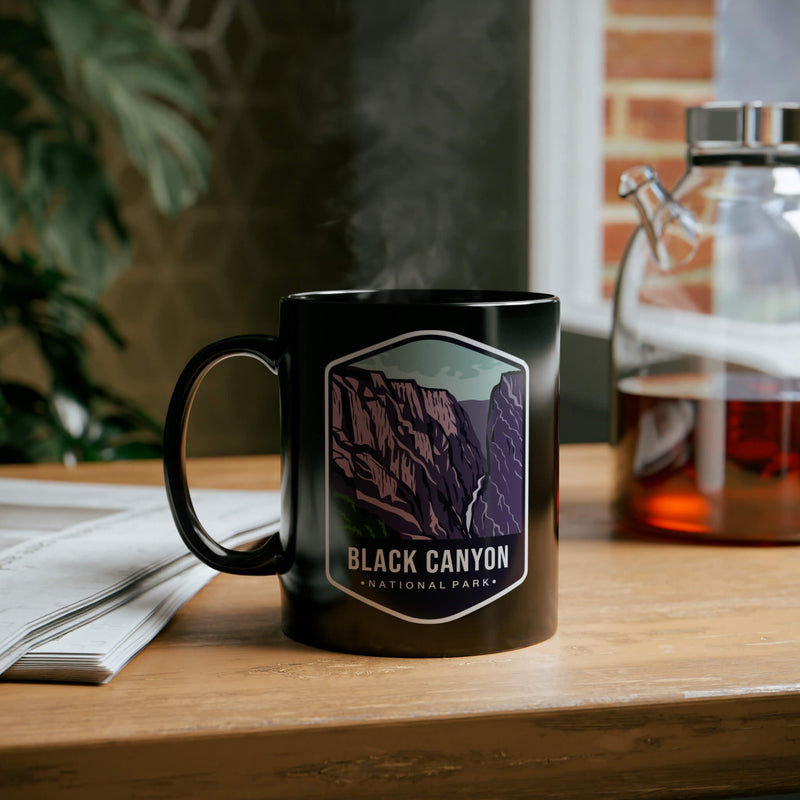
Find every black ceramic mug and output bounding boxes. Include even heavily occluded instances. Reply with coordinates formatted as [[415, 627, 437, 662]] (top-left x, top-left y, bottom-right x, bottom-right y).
[[163, 289, 559, 657]]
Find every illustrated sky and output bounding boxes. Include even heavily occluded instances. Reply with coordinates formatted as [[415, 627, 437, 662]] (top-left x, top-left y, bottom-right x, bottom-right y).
[[352, 337, 520, 402]]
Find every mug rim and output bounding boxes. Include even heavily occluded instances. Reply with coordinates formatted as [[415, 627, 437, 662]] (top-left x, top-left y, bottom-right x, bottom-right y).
[[286, 289, 559, 307]]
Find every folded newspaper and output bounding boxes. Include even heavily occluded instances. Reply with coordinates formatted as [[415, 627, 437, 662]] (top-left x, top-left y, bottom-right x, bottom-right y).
[[0, 478, 279, 684]]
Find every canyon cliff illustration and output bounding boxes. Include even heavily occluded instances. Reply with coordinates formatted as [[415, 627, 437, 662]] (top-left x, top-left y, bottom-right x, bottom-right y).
[[329, 362, 526, 542]]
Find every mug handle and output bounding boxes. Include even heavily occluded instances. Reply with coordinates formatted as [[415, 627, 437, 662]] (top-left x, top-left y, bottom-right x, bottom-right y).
[[163, 335, 287, 576]]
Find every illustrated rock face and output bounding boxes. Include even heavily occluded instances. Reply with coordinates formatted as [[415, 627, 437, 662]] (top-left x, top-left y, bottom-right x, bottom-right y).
[[330, 365, 487, 540], [329, 361, 526, 541], [325, 331, 530, 622], [467, 370, 526, 538]]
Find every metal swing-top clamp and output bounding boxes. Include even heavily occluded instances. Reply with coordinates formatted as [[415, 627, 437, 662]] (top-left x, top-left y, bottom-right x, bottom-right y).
[[687, 102, 800, 163]]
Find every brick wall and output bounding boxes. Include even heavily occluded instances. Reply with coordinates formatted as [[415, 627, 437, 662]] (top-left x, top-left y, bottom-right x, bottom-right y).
[[602, 0, 715, 298]]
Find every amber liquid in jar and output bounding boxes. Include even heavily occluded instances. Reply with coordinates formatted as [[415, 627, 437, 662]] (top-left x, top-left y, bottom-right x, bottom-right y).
[[614, 373, 800, 543]]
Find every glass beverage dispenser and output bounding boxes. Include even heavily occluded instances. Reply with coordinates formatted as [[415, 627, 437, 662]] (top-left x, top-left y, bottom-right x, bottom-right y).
[[612, 102, 800, 543]]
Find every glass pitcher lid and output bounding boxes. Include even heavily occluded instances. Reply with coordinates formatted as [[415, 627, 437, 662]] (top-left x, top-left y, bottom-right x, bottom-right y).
[[687, 101, 800, 151]]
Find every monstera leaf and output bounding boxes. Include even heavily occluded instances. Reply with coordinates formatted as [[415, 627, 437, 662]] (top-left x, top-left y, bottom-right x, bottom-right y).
[[0, 0, 211, 296], [38, 0, 212, 216], [0, 0, 211, 462]]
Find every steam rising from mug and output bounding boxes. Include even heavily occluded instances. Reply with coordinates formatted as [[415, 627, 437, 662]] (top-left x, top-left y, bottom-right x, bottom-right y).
[[300, 1, 530, 290]]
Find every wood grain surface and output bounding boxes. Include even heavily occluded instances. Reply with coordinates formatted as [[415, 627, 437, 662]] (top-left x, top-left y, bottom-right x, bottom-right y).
[[1, 445, 799, 799]]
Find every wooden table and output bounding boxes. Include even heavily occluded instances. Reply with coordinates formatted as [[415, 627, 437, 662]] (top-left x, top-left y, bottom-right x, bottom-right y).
[[1, 444, 799, 799]]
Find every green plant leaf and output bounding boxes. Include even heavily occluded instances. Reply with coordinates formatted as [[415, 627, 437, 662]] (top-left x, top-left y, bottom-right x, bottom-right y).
[[0, 16, 83, 138], [0, 18, 50, 62], [0, 82, 28, 136], [0, 176, 19, 237], [22, 136, 131, 295], [0, 382, 64, 463], [0, 0, 203, 463], [37, 0, 212, 216], [0, 251, 125, 403]]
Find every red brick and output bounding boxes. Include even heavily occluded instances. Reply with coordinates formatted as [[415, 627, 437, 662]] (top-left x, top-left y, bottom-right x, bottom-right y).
[[639, 282, 712, 314], [604, 157, 687, 205], [683, 236, 713, 271], [609, 0, 714, 16], [610, 228, 712, 279], [640, 240, 713, 276], [643, 250, 712, 279], [604, 221, 638, 265], [628, 98, 697, 142], [606, 30, 712, 80], [602, 272, 619, 301]]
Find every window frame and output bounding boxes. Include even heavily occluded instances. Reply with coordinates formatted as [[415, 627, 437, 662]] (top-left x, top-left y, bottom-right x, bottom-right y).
[[529, 0, 611, 337]]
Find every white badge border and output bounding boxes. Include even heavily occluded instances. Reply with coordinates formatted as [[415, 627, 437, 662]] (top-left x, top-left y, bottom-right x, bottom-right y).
[[324, 330, 530, 624]]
